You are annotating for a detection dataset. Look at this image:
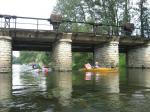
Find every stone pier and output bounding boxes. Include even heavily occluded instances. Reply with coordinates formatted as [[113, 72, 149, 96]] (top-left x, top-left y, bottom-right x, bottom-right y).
[[127, 43, 150, 68], [52, 33, 72, 71], [94, 41, 119, 67], [0, 73, 12, 100], [0, 36, 12, 72]]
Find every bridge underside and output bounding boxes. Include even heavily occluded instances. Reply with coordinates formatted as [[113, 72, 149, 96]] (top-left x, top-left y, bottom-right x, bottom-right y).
[[12, 40, 134, 53], [13, 40, 52, 51], [9, 29, 145, 53]]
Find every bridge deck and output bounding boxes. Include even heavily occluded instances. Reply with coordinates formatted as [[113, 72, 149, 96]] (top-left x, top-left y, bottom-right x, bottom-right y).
[[0, 28, 148, 52]]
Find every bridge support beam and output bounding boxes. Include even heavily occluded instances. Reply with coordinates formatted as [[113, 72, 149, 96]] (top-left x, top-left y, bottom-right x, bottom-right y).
[[0, 36, 12, 72], [52, 33, 72, 71], [127, 43, 150, 68], [94, 41, 119, 68]]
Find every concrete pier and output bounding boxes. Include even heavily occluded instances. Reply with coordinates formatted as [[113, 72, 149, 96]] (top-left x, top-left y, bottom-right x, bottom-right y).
[[127, 43, 150, 68], [0, 36, 12, 72], [94, 41, 119, 68], [0, 73, 12, 100], [52, 33, 72, 71]]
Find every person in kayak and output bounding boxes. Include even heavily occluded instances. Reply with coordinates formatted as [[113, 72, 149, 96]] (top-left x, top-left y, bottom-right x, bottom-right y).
[[84, 63, 92, 69], [84, 61, 100, 69], [95, 61, 100, 68]]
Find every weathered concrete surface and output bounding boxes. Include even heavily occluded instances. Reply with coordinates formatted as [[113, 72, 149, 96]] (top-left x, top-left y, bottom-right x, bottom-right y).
[[127, 43, 150, 68], [94, 41, 119, 68], [119, 35, 145, 45], [0, 73, 12, 100], [2, 29, 145, 51], [0, 36, 12, 72], [52, 33, 72, 71]]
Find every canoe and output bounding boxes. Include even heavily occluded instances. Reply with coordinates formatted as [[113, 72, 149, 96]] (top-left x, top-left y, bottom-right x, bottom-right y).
[[80, 68, 118, 73]]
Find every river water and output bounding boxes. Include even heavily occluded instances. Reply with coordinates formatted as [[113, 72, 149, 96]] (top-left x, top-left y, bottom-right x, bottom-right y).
[[0, 65, 150, 112]]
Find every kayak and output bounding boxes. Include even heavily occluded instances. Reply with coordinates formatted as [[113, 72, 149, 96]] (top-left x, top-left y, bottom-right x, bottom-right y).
[[80, 68, 118, 73]]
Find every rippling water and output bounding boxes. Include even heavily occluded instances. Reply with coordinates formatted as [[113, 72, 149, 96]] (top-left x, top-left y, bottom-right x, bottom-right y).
[[1, 65, 150, 112]]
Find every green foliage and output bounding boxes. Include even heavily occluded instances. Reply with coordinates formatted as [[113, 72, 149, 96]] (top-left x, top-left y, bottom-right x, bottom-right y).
[[19, 51, 52, 66], [136, 0, 150, 37], [119, 53, 126, 67], [15, 51, 126, 70], [12, 56, 21, 64], [54, 0, 134, 35], [54, 0, 150, 36], [72, 53, 126, 70], [72, 52, 93, 70]]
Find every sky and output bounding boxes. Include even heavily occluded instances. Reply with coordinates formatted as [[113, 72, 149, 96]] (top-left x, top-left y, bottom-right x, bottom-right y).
[[0, 0, 57, 18], [0, 0, 57, 57]]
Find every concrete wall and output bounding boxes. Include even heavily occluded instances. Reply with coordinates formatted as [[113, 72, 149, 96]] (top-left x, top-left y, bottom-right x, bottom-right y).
[[94, 41, 119, 68], [0, 36, 12, 72], [127, 43, 150, 68], [52, 33, 72, 71]]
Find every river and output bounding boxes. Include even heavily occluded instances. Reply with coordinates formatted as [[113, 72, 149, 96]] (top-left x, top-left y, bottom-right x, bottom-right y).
[[0, 65, 150, 112]]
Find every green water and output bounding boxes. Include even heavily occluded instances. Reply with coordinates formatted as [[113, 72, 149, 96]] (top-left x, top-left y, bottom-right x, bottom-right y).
[[0, 65, 150, 112]]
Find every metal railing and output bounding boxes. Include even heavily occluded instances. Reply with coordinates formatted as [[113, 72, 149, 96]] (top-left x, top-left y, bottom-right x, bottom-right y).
[[0, 14, 52, 31], [0, 14, 149, 38], [60, 20, 150, 38]]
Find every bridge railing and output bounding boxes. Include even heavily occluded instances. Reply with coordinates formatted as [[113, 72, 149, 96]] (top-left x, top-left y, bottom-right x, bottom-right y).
[[0, 15, 52, 31], [0, 14, 149, 38], [59, 21, 150, 38]]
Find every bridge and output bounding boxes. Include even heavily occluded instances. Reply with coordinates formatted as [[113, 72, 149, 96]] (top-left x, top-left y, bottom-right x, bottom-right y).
[[0, 14, 150, 72]]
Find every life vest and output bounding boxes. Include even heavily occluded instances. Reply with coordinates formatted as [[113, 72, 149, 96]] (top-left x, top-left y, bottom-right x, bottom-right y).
[[84, 63, 92, 69]]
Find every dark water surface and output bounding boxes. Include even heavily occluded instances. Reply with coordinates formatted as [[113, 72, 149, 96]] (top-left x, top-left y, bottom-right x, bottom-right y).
[[1, 65, 150, 112]]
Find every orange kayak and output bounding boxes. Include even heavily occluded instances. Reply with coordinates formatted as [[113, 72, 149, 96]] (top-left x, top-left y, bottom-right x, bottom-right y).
[[80, 68, 118, 73]]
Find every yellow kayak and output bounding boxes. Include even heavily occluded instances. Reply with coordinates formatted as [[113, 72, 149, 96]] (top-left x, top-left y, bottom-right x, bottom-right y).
[[80, 68, 118, 73]]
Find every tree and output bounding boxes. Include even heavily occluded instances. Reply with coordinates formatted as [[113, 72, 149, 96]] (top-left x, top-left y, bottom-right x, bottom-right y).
[[19, 51, 52, 66], [12, 56, 21, 64], [54, 0, 134, 35], [134, 0, 150, 37], [72, 52, 93, 70]]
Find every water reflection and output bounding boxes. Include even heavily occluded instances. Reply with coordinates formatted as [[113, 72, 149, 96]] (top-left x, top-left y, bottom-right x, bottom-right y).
[[12, 64, 46, 95], [73, 72, 119, 93], [47, 72, 72, 107], [127, 69, 150, 88], [2, 65, 150, 112], [0, 73, 12, 100], [94, 72, 120, 93], [85, 72, 119, 93]]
